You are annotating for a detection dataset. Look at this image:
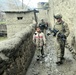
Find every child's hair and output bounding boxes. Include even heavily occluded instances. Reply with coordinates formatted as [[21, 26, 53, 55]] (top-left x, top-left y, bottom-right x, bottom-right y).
[[37, 26, 40, 28], [35, 26, 40, 30]]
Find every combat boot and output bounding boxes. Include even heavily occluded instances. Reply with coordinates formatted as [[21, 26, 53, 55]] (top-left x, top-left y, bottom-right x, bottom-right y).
[[61, 57, 65, 60], [56, 61, 63, 66], [41, 54, 45, 58]]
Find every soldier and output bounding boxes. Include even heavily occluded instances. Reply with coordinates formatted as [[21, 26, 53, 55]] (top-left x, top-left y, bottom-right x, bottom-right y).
[[33, 26, 46, 61], [54, 14, 70, 65], [39, 19, 47, 33]]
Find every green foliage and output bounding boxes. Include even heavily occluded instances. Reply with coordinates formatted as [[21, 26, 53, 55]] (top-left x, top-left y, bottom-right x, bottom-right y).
[[0, 21, 6, 25], [0, 37, 7, 41]]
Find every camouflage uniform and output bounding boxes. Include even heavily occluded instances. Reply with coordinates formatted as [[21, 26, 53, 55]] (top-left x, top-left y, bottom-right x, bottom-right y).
[[54, 14, 70, 62], [33, 31, 46, 60]]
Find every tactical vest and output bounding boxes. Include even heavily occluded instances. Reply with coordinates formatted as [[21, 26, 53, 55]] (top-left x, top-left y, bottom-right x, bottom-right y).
[[54, 21, 65, 34]]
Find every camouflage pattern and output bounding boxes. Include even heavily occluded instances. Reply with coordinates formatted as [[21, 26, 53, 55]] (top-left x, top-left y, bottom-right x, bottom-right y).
[[54, 21, 70, 61], [65, 42, 76, 60], [54, 14, 62, 19]]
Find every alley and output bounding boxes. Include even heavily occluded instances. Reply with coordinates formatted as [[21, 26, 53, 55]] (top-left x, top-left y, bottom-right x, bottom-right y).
[[26, 32, 76, 75]]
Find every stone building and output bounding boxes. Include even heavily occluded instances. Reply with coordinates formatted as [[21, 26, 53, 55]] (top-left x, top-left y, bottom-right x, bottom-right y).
[[5, 10, 38, 38], [48, 0, 76, 50], [0, 12, 7, 37], [0, 0, 30, 37]]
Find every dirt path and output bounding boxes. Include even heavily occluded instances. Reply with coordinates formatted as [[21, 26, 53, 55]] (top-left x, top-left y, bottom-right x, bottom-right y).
[[26, 32, 76, 75]]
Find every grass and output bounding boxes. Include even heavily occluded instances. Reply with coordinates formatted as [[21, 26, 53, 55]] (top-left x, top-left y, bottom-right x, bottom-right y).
[[0, 21, 6, 25], [0, 37, 7, 41]]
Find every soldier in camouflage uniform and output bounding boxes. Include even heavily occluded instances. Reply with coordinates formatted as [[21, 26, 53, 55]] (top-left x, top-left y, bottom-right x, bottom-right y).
[[33, 27, 46, 61], [54, 14, 70, 65]]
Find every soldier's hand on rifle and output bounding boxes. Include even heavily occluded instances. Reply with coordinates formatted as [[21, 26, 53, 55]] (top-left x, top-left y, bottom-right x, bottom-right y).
[[58, 33, 66, 38], [47, 33, 50, 36], [52, 29, 59, 36]]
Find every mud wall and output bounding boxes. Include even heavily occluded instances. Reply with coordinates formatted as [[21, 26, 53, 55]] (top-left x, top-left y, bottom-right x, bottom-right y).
[[0, 25, 35, 75], [49, 0, 76, 49]]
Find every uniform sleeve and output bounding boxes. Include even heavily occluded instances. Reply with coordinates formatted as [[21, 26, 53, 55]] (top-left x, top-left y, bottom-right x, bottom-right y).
[[42, 33, 46, 45], [64, 23, 70, 37]]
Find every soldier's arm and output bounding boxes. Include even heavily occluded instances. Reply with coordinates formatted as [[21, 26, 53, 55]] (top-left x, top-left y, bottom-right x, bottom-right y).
[[52, 24, 59, 36], [64, 23, 70, 37]]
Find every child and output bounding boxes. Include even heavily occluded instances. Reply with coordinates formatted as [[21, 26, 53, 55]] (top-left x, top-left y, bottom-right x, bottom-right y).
[[33, 27, 46, 61]]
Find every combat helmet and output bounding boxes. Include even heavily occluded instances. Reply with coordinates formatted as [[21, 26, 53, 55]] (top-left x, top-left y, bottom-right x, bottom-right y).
[[54, 14, 62, 19], [41, 19, 44, 21]]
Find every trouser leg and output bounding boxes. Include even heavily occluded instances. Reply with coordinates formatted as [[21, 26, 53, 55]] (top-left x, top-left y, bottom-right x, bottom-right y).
[[56, 44, 63, 65], [57, 39, 65, 61], [35, 47, 41, 61], [57, 44, 62, 62], [60, 41, 65, 59], [60, 44, 65, 58], [56, 38, 66, 65], [41, 46, 44, 55]]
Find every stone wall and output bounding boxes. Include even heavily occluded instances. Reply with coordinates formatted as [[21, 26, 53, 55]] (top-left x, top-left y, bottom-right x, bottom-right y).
[[49, 0, 76, 49], [0, 25, 35, 75]]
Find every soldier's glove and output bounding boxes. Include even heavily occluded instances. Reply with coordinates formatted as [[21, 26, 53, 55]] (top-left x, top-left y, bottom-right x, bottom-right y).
[[47, 32, 51, 36], [52, 29, 59, 36], [47, 33, 50, 36]]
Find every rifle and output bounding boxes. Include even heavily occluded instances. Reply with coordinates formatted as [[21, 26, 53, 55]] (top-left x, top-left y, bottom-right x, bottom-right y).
[[57, 33, 66, 41], [47, 28, 66, 41], [47, 28, 59, 36]]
